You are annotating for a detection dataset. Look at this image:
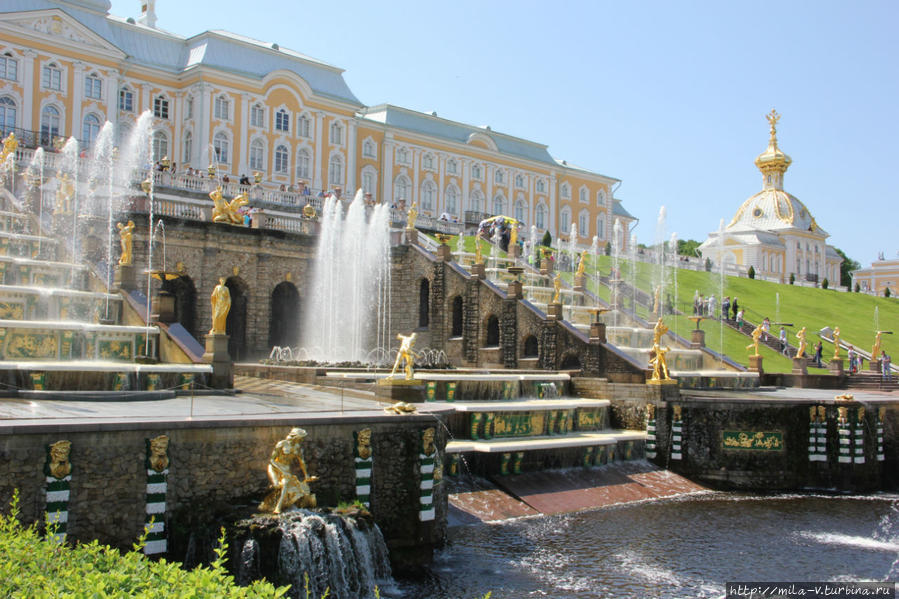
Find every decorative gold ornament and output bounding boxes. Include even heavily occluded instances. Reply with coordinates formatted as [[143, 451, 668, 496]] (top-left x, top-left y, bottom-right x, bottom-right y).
[[552, 273, 562, 304], [653, 318, 669, 346], [210, 186, 248, 225], [259, 427, 318, 514], [422, 427, 436, 456], [406, 201, 418, 229], [55, 173, 75, 213], [0, 132, 18, 165], [576, 250, 588, 276], [817, 406, 826, 420], [746, 323, 764, 356], [833, 326, 841, 359], [356, 428, 372, 460], [209, 277, 231, 335], [795, 327, 808, 359], [857, 407, 865, 424], [232, 265, 240, 276], [285, 272, 292, 282], [872, 331, 883, 361], [388, 332, 416, 380], [116, 220, 135, 266], [647, 404, 655, 420], [384, 401, 417, 414], [673, 405, 682, 421], [837, 406, 848, 423], [147, 435, 169, 472], [176, 261, 187, 274], [47, 440, 72, 480], [649, 342, 671, 381]]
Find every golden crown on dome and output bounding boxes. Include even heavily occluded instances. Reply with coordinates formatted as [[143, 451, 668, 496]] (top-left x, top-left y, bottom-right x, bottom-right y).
[[754, 109, 792, 175]]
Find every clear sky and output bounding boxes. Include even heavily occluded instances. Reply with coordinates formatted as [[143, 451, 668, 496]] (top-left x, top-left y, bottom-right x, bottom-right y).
[[110, 0, 898, 266]]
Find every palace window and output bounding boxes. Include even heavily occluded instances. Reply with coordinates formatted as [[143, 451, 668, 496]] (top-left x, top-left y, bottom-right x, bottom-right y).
[[445, 185, 458, 215], [396, 147, 410, 165], [298, 114, 311, 138], [182, 131, 192, 163], [329, 121, 343, 145], [0, 97, 17, 134], [363, 139, 376, 159], [469, 189, 484, 212], [536, 203, 546, 229], [41, 63, 62, 91], [151, 130, 168, 162], [494, 169, 504, 185], [40, 105, 61, 144], [275, 109, 290, 132], [561, 183, 570, 199], [153, 95, 169, 119], [596, 215, 606, 240], [596, 189, 606, 206], [213, 131, 230, 164], [82, 114, 101, 148], [471, 164, 482, 180], [328, 154, 343, 185], [249, 139, 265, 171], [185, 96, 194, 119], [579, 187, 588, 204], [514, 199, 526, 223], [421, 181, 436, 213], [296, 149, 311, 180], [447, 159, 458, 175], [250, 104, 265, 128], [423, 153, 434, 171], [493, 194, 505, 215], [394, 175, 410, 204], [118, 88, 134, 112], [578, 211, 588, 236], [274, 145, 289, 174], [515, 174, 524, 189], [362, 168, 376, 197], [84, 73, 102, 100], [560, 207, 571, 234], [536, 179, 546, 194], [0, 54, 17, 81], [213, 95, 230, 120]]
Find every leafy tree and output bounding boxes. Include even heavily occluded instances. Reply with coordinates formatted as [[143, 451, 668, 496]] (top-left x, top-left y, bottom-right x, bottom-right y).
[[540, 230, 552, 247], [677, 239, 702, 257], [834, 247, 860, 288], [789, 272, 795, 285], [822, 278, 829, 289], [747, 266, 756, 279], [886, 287, 892, 298]]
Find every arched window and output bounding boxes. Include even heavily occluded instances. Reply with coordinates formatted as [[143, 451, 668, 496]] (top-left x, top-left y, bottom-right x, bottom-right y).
[[515, 174, 524, 189], [421, 180, 436, 214], [274, 144, 289, 174], [451, 295, 463, 337], [561, 183, 570, 199], [40, 105, 61, 145], [0, 97, 16, 134], [298, 114, 311, 138], [394, 175, 410, 204], [596, 215, 606, 240], [151, 130, 168, 162], [250, 103, 264, 128], [514, 199, 526, 223], [0, 53, 17, 82], [182, 131, 192, 163], [363, 139, 375, 158], [469, 189, 484, 212], [485, 315, 500, 347], [523, 335, 539, 357], [328, 154, 343, 185], [418, 278, 430, 328], [471, 164, 482, 180], [536, 179, 546, 194], [493, 194, 505, 215], [82, 114, 101, 148], [423, 153, 434, 170], [578, 210, 589, 237], [445, 185, 459, 215], [118, 87, 134, 112], [560, 207, 571, 234], [275, 109, 290, 132], [596, 189, 606, 206], [84, 73, 102, 100], [213, 131, 229, 164], [536, 203, 546, 230], [447, 159, 458, 175], [329, 121, 343, 145], [362, 167, 377, 198], [213, 95, 230, 120], [296, 149, 311, 180], [249, 139, 265, 171], [396, 147, 409, 165], [494, 169, 504, 185], [579, 187, 588, 203]]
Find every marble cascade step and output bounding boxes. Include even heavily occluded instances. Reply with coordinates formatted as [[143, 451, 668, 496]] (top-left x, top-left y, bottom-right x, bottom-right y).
[[0, 319, 158, 362], [0, 231, 58, 260], [0, 255, 88, 290], [0, 284, 122, 323], [0, 210, 32, 234], [444, 398, 610, 440], [0, 360, 212, 391]]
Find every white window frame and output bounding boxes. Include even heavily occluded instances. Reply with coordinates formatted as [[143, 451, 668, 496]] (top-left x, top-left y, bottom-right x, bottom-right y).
[[153, 95, 170, 120], [329, 120, 343, 145], [328, 153, 344, 186], [249, 138, 265, 171], [447, 159, 458, 175], [182, 131, 192, 163], [297, 113, 311, 138], [84, 73, 102, 100], [250, 103, 265, 128], [118, 87, 134, 112], [213, 131, 230, 164], [82, 113, 102, 148], [296, 148, 311, 180], [274, 144, 290, 174], [0, 53, 17, 82], [41, 62, 63, 91], [275, 108, 290, 133], [445, 184, 459, 215], [213, 95, 230, 121], [561, 183, 570, 199], [421, 180, 436, 214], [151, 130, 168, 162], [0, 96, 17, 132]]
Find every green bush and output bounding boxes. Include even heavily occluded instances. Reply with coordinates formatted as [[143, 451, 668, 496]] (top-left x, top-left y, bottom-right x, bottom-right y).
[[0, 490, 288, 598], [822, 278, 828, 290], [747, 266, 755, 279], [789, 272, 795, 285], [541, 230, 552, 247], [855, 283, 861, 293], [886, 287, 892, 298]]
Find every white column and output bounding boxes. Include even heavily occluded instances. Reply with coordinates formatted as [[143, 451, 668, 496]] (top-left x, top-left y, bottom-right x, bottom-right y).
[[486, 164, 493, 212], [382, 135, 393, 204], [346, 120, 357, 193], [239, 93, 250, 177], [437, 153, 445, 215], [196, 83, 212, 170], [22, 50, 36, 130], [140, 83, 151, 115], [70, 62, 84, 139], [105, 70, 118, 123], [461, 158, 470, 217], [549, 173, 558, 237], [313, 112, 324, 190], [412, 149, 420, 207], [172, 92, 182, 166]]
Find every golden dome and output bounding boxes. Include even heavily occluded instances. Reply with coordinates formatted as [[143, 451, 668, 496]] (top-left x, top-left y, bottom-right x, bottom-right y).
[[754, 109, 792, 177]]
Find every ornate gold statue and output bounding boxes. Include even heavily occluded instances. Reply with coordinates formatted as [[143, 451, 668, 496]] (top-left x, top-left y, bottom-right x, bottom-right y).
[[422, 427, 436, 456], [795, 326, 808, 359], [259, 427, 318, 514], [552, 273, 562, 303], [385, 401, 417, 414], [872, 331, 883, 361], [406, 201, 418, 229], [209, 277, 231, 335], [389, 332, 417, 380], [0, 132, 17, 165], [833, 326, 841, 359], [475, 232, 483, 264], [116, 220, 135, 266], [576, 250, 588, 276], [356, 428, 372, 459], [509, 224, 518, 246], [55, 173, 74, 213], [649, 343, 671, 381], [47, 440, 72, 480], [746, 323, 764, 356], [652, 317, 669, 346], [211, 186, 248, 224], [302, 203, 316, 219], [147, 435, 169, 472]]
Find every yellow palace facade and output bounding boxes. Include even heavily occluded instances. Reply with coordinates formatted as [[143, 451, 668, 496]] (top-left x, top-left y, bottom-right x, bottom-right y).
[[0, 0, 634, 247]]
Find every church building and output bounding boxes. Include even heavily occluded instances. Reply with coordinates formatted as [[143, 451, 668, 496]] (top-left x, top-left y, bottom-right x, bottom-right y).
[[699, 110, 842, 286]]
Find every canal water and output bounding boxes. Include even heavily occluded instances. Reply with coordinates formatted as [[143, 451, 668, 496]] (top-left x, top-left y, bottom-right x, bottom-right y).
[[391, 493, 898, 598]]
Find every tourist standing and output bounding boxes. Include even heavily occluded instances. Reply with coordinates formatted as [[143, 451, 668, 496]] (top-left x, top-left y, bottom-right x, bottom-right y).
[[779, 327, 788, 354], [814, 341, 823, 368], [736, 309, 744, 329], [722, 296, 731, 321], [708, 294, 716, 319], [848, 346, 857, 373], [882, 351, 892, 382], [731, 297, 739, 320]]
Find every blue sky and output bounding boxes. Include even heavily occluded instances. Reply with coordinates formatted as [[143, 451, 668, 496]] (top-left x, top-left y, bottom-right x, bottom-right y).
[[110, 0, 898, 266]]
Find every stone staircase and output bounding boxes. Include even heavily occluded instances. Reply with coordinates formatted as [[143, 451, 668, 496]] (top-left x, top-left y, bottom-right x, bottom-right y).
[[844, 370, 899, 392]]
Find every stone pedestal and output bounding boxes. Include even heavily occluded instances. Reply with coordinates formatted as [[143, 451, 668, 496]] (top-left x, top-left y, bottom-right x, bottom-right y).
[[113, 263, 136, 291], [547, 302, 563, 319], [748, 354, 764, 374], [690, 329, 706, 349], [203, 333, 233, 389], [869, 359, 882, 373], [590, 322, 607, 343], [507, 280, 522, 299], [375, 378, 425, 403], [829, 358, 844, 375], [436, 244, 452, 261], [573, 274, 586, 293], [151, 291, 176, 323], [509, 244, 521, 258], [470, 262, 485, 279], [792, 357, 808, 375], [540, 258, 553, 276], [404, 227, 418, 245]]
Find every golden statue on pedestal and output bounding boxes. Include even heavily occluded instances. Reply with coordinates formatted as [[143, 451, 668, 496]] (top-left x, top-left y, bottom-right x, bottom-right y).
[[552, 273, 562, 304], [475, 233, 483, 265], [259, 428, 318, 514], [872, 331, 883, 361], [389, 332, 417, 380], [576, 250, 588, 276], [746, 323, 764, 356], [795, 326, 808, 359], [833, 326, 841, 359], [209, 278, 231, 335], [406, 201, 418, 229], [649, 343, 671, 381], [47, 440, 72, 480], [0, 132, 17, 165], [55, 173, 74, 213], [210, 186, 248, 224], [116, 220, 135, 265], [652, 317, 669, 346]]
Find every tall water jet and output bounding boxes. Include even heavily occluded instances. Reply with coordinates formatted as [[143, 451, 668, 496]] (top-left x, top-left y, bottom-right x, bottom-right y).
[[301, 190, 391, 362], [611, 218, 622, 325], [59, 137, 80, 265], [717, 218, 726, 364], [653, 206, 667, 320], [567, 223, 578, 272], [629, 232, 637, 317], [670, 232, 679, 336]]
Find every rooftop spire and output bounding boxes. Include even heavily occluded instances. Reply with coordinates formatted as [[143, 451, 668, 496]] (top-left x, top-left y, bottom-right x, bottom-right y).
[[755, 108, 791, 190]]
